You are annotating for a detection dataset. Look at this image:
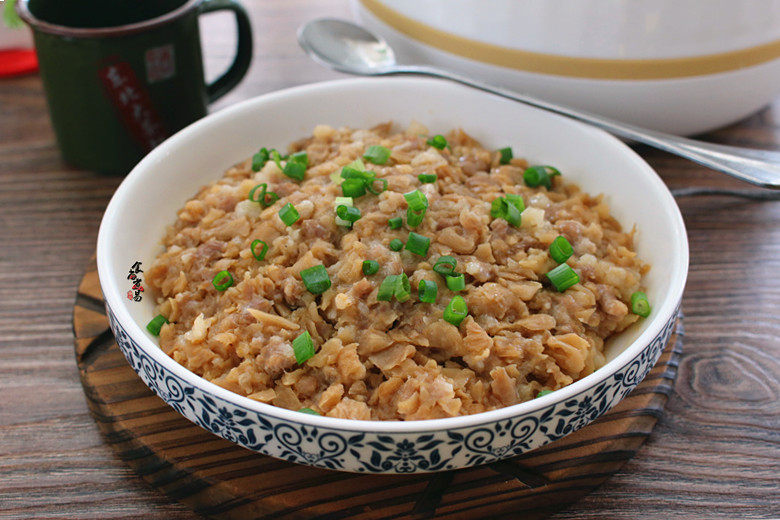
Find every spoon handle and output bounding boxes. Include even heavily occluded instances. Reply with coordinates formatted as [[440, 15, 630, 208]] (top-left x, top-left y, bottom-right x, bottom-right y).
[[390, 65, 780, 190]]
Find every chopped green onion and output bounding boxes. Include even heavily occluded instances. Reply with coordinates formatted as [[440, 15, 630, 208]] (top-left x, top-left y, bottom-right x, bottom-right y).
[[345, 158, 365, 171], [395, 273, 411, 302], [298, 407, 320, 415], [418, 173, 437, 184], [377, 274, 399, 301], [292, 331, 315, 364], [536, 389, 553, 398], [405, 232, 430, 256], [389, 238, 404, 252], [630, 291, 652, 318], [367, 177, 388, 195], [250, 239, 269, 261], [498, 147, 513, 165], [418, 280, 437, 303], [376, 273, 411, 302], [549, 236, 574, 264], [342, 178, 367, 198], [248, 183, 279, 207], [546, 264, 579, 292], [251, 147, 270, 171], [404, 189, 429, 211], [278, 203, 300, 226], [388, 217, 403, 229], [406, 208, 426, 228], [146, 314, 168, 336], [490, 196, 522, 227], [505, 193, 525, 213], [443, 296, 468, 326], [288, 151, 309, 167], [341, 166, 374, 182], [363, 145, 392, 165], [524, 165, 561, 189], [446, 273, 465, 292], [283, 161, 306, 181], [427, 135, 449, 150], [433, 256, 457, 277], [336, 204, 361, 226], [300, 265, 331, 294], [212, 270, 233, 291], [334, 197, 354, 226], [362, 260, 379, 276]]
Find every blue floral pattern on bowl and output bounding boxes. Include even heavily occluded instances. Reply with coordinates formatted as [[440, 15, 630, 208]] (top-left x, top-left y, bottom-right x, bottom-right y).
[[106, 302, 679, 474]]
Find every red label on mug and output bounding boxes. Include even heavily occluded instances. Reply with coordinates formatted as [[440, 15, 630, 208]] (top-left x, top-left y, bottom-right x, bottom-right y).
[[99, 61, 168, 152]]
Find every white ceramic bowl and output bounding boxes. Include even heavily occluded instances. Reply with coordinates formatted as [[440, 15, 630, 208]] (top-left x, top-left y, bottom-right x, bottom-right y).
[[352, 0, 780, 135], [97, 77, 688, 474]]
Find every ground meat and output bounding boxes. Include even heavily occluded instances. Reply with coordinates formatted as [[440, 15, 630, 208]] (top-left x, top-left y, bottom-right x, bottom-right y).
[[146, 123, 649, 420]]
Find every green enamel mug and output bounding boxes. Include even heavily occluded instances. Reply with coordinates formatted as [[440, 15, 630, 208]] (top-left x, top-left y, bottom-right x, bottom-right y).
[[17, 0, 252, 174]]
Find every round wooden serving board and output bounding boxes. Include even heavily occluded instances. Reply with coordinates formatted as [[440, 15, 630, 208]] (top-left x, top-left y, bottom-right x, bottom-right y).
[[74, 257, 683, 520]]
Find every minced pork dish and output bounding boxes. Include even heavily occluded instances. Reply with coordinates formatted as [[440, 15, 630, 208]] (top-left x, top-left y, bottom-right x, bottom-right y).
[[146, 122, 651, 421]]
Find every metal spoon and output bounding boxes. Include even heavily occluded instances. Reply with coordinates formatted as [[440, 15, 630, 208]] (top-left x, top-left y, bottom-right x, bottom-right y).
[[298, 18, 780, 190]]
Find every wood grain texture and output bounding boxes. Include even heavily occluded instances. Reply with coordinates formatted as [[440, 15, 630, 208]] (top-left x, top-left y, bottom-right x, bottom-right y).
[[0, 0, 778, 518], [72, 257, 683, 520]]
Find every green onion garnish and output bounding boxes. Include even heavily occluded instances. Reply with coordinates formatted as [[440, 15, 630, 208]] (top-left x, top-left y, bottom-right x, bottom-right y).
[[446, 273, 465, 292], [146, 314, 168, 336], [248, 183, 279, 207], [536, 389, 553, 398], [367, 177, 388, 195], [300, 265, 331, 294], [342, 178, 367, 198], [363, 145, 392, 165], [433, 256, 457, 277], [212, 270, 233, 291], [336, 204, 361, 226], [389, 238, 404, 252], [362, 260, 379, 276], [443, 295, 468, 326], [281, 151, 308, 181], [427, 135, 449, 150], [278, 203, 300, 226], [524, 165, 561, 189], [292, 331, 315, 364], [334, 196, 354, 226], [251, 147, 270, 171], [490, 196, 523, 227], [376, 273, 410, 302], [418, 173, 437, 183], [250, 239, 269, 261], [546, 264, 579, 292], [388, 217, 403, 229], [549, 236, 573, 264], [407, 208, 426, 228], [341, 166, 374, 182], [418, 280, 437, 303], [630, 291, 652, 318], [405, 232, 430, 256], [377, 275, 399, 301], [395, 273, 411, 302], [298, 407, 320, 415], [498, 147, 513, 165], [283, 162, 306, 181], [404, 189, 429, 212], [505, 193, 525, 213]]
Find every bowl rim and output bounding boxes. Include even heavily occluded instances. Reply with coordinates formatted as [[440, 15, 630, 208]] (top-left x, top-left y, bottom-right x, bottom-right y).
[[97, 76, 689, 433]]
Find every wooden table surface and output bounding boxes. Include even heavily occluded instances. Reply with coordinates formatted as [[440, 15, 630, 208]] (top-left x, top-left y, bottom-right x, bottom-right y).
[[1, 1, 778, 518]]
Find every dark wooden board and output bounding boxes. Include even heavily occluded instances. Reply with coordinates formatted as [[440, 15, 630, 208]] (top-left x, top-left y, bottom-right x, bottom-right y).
[[73, 256, 683, 519]]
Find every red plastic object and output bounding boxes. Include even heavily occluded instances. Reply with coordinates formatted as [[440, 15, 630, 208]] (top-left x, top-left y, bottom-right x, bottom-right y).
[[0, 49, 38, 77]]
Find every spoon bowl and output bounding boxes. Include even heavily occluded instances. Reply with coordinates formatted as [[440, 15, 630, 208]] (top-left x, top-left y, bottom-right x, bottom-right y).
[[298, 18, 396, 74], [298, 18, 780, 190]]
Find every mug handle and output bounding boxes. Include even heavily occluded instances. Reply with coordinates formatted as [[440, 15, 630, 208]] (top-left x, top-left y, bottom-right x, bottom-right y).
[[198, 0, 253, 103]]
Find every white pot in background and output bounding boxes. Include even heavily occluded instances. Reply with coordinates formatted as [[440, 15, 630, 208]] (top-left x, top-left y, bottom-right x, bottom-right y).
[[352, 0, 780, 135]]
